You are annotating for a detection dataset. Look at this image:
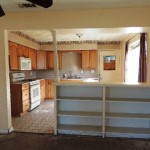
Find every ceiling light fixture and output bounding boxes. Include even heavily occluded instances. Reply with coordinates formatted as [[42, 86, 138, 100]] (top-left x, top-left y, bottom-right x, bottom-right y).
[[0, 5, 5, 17], [26, 0, 53, 8], [76, 34, 83, 38]]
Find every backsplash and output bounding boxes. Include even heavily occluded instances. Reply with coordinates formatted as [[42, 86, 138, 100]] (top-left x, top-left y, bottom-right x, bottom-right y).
[[36, 69, 98, 80], [36, 51, 98, 80]]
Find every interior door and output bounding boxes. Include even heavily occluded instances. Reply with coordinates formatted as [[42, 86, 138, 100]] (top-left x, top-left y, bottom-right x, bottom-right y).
[[99, 50, 121, 82]]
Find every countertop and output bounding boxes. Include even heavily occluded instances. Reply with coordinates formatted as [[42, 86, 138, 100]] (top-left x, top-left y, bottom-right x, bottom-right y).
[[56, 81, 150, 87]]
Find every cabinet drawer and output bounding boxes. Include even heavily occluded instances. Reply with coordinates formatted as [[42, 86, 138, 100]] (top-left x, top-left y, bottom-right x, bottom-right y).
[[23, 100, 30, 112], [22, 89, 29, 101], [22, 83, 29, 90]]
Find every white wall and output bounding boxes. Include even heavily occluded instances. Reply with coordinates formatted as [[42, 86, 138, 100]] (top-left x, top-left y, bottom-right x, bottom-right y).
[[1, 7, 150, 132]]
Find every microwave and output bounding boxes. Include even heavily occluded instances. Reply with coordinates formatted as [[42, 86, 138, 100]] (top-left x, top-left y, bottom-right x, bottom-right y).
[[19, 57, 32, 70]]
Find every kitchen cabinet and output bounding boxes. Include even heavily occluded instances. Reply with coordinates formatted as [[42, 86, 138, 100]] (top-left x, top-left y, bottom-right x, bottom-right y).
[[10, 83, 30, 116], [47, 51, 62, 69], [23, 47, 29, 57], [9, 41, 32, 70], [29, 48, 37, 69], [18, 45, 29, 58], [9, 41, 19, 70], [40, 79, 45, 101], [37, 50, 47, 69], [82, 50, 90, 69], [45, 80, 54, 99], [17, 45, 24, 57], [47, 51, 54, 69], [89, 50, 97, 69], [82, 50, 97, 69]]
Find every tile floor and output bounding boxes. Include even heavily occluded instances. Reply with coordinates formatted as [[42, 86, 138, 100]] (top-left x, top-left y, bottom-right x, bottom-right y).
[[12, 100, 54, 134]]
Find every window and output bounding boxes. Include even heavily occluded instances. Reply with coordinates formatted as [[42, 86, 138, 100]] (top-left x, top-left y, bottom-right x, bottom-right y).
[[125, 40, 140, 83]]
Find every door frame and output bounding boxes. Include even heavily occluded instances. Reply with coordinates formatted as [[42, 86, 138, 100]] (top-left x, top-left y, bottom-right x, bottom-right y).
[[98, 49, 123, 82]]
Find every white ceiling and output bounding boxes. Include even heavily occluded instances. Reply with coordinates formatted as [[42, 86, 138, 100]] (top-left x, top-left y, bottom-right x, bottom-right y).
[[4, 1, 149, 42], [1, 0, 150, 12]]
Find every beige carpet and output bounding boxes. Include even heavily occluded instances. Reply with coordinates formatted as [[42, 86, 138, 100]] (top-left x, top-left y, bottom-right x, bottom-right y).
[[12, 100, 54, 134]]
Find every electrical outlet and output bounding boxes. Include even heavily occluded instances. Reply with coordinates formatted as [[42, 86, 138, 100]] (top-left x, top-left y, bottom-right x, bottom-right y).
[[81, 70, 84, 74], [91, 70, 94, 74]]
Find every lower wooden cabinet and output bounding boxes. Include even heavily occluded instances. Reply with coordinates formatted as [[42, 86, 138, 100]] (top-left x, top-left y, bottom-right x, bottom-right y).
[[40, 79, 45, 101], [45, 80, 54, 99], [10, 83, 30, 116]]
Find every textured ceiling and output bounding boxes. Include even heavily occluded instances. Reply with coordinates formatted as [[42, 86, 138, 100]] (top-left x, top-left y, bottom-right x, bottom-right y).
[[20, 30, 129, 42], [17, 28, 147, 42], [5, 1, 149, 42], [1, 0, 150, 12]]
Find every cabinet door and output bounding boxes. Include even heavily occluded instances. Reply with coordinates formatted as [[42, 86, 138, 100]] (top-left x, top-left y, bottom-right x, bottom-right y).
[[89, 50, 97, 69], [40, 79, 45, 101], [17, 45, 24, 57], [82, 50, 90, 69], [47, 51, 62, 69], [9, 42, 19, 70], [47, 51, 54, 69], [18, 45, 29, 58], [37, 50, 47, 69], [45, 80, 54, 99], [29, 49, 37, 69], [23, 47, 29, 57]]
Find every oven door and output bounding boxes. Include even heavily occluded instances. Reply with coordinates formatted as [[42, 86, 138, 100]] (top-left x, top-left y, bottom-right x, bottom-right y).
[[30, 84, 41, 103]]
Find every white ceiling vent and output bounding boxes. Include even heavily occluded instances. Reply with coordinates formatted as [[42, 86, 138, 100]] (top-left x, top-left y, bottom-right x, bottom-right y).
[[18, 3, 37, 8]]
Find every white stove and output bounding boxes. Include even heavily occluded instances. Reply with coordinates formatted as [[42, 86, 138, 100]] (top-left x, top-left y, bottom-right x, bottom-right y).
[[10, 73, 41, 111], [30, 80, 40, 86]]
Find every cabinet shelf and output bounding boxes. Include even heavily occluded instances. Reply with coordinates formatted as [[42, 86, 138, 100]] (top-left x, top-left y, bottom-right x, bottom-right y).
[[106, 98, 150, 103], [58, 124, 102, 133], [57, 97, 102, 101], [58, 111, 102, 117], [105, 126, 150, 135], [105, 112, 150, 119], [55, 85, 150, 138]]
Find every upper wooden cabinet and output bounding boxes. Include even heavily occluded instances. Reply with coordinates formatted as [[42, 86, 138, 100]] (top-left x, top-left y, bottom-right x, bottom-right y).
[[23, 47, 29, 57], [9, 42, 32, 70], [36, 50, 47, 69], [18, 45, 29, 58], [9, 42, 19, 70], [29, 49, 37, 69], [82, 50, 97, 69], [17, 45, 24, 57], [47, 51, 62, 69], [47, 51, 54, 69], [82, 50, 90, 69], [89, 50, 97, 69]]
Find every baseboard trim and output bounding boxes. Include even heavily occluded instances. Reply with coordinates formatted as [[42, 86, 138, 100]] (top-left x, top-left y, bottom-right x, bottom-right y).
[[0, 126, 14, 134]]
